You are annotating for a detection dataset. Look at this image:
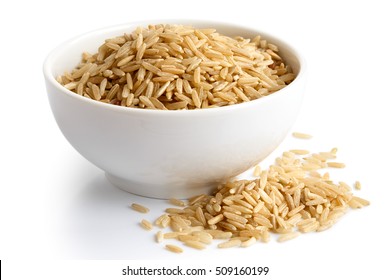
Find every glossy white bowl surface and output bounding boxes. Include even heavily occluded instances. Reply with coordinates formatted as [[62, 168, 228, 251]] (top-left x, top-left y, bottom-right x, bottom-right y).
[[44, 20, 306, 198]]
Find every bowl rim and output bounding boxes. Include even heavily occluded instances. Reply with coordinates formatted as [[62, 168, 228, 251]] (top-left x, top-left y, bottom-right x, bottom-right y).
[[43, 19, 306, 116]]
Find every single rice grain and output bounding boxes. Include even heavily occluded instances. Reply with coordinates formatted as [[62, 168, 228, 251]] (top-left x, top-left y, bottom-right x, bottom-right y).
[[218, 239, 242, 248], [184, 240, 206, 250], [292, 132, 312, 139], [140, 219, 153, 231], [241, 237, 257, 247], [277, 232, 301, 242], [165, 244, 183, 253], [131, 203, 150, 213]]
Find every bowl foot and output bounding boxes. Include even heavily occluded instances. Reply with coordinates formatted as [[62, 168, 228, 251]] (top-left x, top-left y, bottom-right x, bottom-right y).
[[105, 172, 215, 199]]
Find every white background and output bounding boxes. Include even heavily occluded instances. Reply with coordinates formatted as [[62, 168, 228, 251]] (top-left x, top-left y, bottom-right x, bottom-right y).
[[1, 0, 389, 279]]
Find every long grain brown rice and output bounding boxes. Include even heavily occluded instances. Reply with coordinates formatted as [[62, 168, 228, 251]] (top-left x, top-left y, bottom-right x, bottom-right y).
[[277, 232, 301, 242], [292, 132, 313, 139], [58, 24, 295, 110], [217, 239, 242, 248], [131, 203, 150, 213], [140, 219, 153, 231], [183, 240, 206, 250], [165, 244, 183, 253], [354, 181, 362, 190], [131, 136, 369, 252]]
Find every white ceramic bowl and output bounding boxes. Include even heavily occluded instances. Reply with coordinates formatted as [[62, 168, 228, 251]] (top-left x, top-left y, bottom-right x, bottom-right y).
[[43, 20, 306, 199]]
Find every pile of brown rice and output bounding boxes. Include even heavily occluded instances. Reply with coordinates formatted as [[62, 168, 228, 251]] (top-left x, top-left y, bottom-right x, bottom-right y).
[[131, 134, 369, 252], [57, 24, 295, 110]]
